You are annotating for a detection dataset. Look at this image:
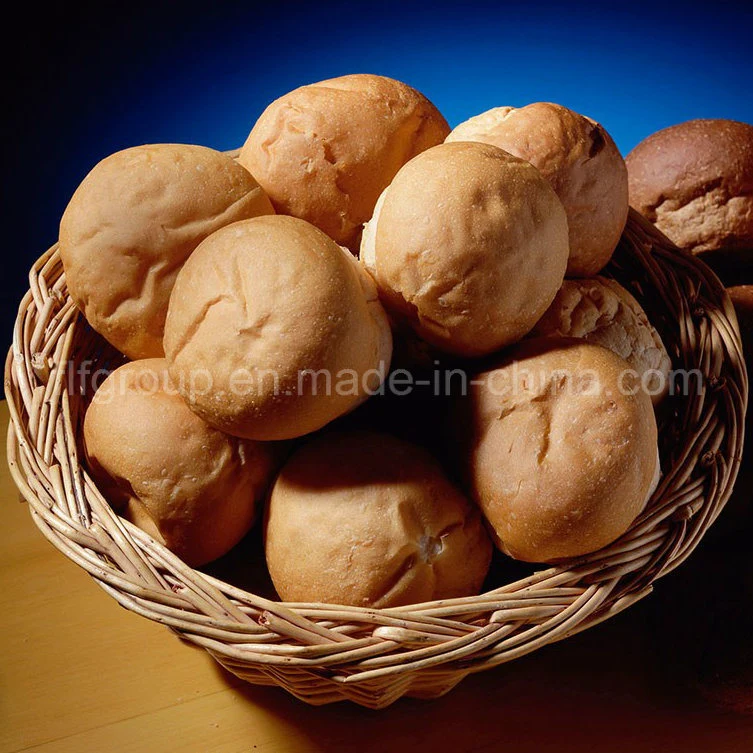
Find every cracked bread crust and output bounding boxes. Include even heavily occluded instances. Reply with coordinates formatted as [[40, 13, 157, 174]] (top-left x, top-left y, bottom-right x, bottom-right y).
[[238, 74, 449, 252], [361, 141, 569, 357], [59, 144, 275, 359], [163, 216, 392, 441], [462, 339, 659, 563], [627, 119, 753, 256], [447, 103, 629, 277], [530, 277, 672, 405], [264, 431, 492, 608], [83, 359, 277, 567]]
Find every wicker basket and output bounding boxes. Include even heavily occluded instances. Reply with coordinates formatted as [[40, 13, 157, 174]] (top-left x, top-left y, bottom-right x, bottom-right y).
[[5, 208, 748, 709]]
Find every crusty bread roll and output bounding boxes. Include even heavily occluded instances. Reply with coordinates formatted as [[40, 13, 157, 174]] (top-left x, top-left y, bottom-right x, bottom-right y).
[[447, 103, 628, 277], [627, 119, 753, 257], [83, 359, 277, 567], [164, 215, 392, 441], [530, 277, 672, 405], [239, 74, 449, 251], [59, 144, 274, 360], [265, 431, 492, 607], [361, 141, 569, 357], [457, 339, 660, 562]]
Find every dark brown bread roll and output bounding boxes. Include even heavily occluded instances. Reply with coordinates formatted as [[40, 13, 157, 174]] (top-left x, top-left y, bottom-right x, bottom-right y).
[[627, 119, 753, 260]]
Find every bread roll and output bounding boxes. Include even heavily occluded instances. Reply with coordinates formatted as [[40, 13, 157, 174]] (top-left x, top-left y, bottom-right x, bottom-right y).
[[361, 141, 569, 357], [239, 74, 449, 251], [447, 103, 628, 277], [164, 215, 392, 441], [83, 359, 276, 567], [60, 144, 274, 360], [627, 119, 753, 257], [265, 431, 492, 607], [458, 339, 660, 562], [530, 277, 672, 405]]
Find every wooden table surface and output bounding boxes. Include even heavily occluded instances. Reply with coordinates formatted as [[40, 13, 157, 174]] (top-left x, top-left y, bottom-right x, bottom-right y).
[[2, 400, 753, 753]]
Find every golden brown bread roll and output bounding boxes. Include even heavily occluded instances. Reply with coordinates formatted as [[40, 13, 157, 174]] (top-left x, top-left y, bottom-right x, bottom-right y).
[[83, 359, 277, 567], [59, 144, 274, 360], [164, 215, 392, 441], [239, 74, 449, 251], [447, 103, 628, 277], [627, 119, 753, 257], [264, 431, 492, 607], [457, 339, 660, 562], [361, 141, 569, 357], [530, 277, 672, 405]]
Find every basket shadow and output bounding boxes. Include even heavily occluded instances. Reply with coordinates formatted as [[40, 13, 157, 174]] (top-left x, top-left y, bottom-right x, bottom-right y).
[[207, 538, 753, 753]]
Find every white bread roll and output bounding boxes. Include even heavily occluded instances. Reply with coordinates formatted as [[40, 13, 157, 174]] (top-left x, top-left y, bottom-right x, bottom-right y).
[[361, 141, 569, 357], [60, 144, 274, 359], [447, 103, 629, 277], [84, 359, 277, 567], [458, 339, 660, 562], [164, 215, 392, 441], [265, 431, 492, 607], [239, 74, 449, 251], [530, 277, 672, 405]]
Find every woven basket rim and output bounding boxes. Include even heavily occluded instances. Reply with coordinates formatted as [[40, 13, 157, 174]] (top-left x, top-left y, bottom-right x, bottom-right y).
[[5, 208, 748, 708]]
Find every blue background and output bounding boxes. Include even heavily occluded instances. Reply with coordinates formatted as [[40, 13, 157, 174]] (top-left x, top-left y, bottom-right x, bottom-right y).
[[4, 0, 753, 337]]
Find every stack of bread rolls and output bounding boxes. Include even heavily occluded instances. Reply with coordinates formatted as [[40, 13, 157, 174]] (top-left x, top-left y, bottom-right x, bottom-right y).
[[62, 71, 721, 608]]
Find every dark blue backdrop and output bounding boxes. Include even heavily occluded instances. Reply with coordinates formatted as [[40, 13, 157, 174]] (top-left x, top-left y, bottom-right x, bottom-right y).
[[5, 0, 753, 338]]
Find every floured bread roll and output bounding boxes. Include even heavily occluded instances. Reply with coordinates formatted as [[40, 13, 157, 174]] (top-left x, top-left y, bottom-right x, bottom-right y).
[[457, 339, 660, 563], [530, 277, 672, 404], [447, 103, 629, 277], [164, 216, 392, 441], [60, 144, 274, 359], [265, 431, 492, 607], [239, 74, 449, 251], [361, 141, 569, 357], [84, 359, 277, 567]]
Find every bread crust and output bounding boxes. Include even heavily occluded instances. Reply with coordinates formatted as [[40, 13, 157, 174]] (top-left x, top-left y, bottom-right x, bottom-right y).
[[239, 74, 449, 251], [264, 431, 492, 607], [627, 119, 753, 256], [362, 141, 569, 357], [83, 359, 276, 566], [460, 339, 660, 562], [59, 144, 274, 359], [164, 215, 392, 440], [447, 103, 629, 276], [531, 277, 672, 404]]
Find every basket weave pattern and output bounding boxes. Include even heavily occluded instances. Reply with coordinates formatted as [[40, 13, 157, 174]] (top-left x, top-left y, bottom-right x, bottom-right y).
[[5, 209, 748, 708]]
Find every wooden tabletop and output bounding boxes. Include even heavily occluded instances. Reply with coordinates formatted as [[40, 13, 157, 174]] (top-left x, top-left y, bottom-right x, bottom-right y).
[[2, 400, 753, 753]]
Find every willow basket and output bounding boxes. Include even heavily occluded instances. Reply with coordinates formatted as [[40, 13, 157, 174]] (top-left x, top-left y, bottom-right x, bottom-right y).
[[5, 209, 748, 709]]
